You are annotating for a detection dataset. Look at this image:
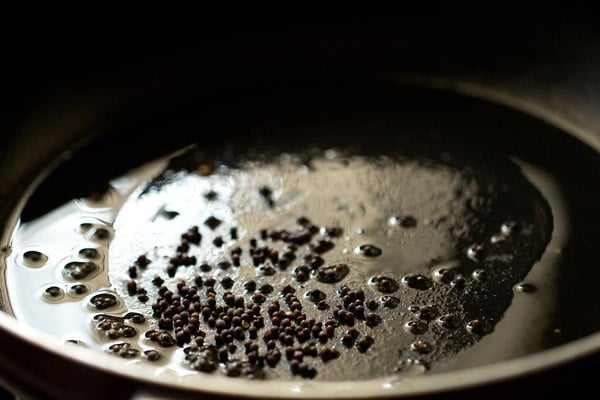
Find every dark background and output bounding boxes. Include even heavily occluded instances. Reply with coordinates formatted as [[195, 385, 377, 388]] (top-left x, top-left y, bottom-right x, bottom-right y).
[[2, 3, 598, 118]]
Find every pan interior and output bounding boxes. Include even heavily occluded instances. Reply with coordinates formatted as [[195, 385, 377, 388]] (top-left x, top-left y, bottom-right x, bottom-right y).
[[1, 83, 599, 387]]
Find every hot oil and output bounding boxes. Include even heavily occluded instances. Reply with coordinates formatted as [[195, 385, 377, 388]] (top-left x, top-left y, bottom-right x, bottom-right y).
[[1, 86, 599, 382], [1, 146, 556, 380]]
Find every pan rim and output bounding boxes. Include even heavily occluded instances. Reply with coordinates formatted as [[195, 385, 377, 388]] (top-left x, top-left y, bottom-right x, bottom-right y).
[[0, 310, 598, 398]]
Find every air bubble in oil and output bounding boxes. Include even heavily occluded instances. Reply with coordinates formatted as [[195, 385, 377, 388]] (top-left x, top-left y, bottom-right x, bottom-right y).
[[354, 244, 382, 258], [514, 283, 536, 293], [396, 358, 429, 375], [501, 221, 521, 236], [76, 190, 113, 210], [69, 284, 89, 296], [436, 314, 458, 329], [42, 285, 65, 302], [471, 269, 490, 282], [92, 227, 112, 241], [22, 250, 48, 267], [78, 248, 100, 259], [369, 276, 399, 293], [466, 319, 490, 335], [89, 293, 119, 310], [108, 342, 140, 359], [305, 289, 326, 302], [388, 215, 417, 228], [380, 295, 401, 309], [79, 222, 93, 232], [403, 320, 427, 334], [401, 274, 432, 290], [410, 340, 433, 354], [466, 244, 485, 262], [432, 267, 456, 284], [490, 233, 507, 244], [62, 261, 100, 281], [315, 264, 349, 283]]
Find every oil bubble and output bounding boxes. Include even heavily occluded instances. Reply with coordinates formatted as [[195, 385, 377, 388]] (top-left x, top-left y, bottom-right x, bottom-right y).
[[466, 244, 485, 262], [501, 220, 521, 236], [42, 285, 65, 302], [79, 222, 93, 232], [436, 314, 458, 329], [93, 314, 138, 339], [305, 289, 326, 303], [369, 276, 400, 293], [354, 244, 382, 258], [124, 312, 146, 324], [65, 339, 87, 346], [430, 260, 460, 284], [466, 319, 491, 335], [90, 293, 119, 310], [294, 265, 311, 282], [401, 274, 432, 290], [380, 295, 401, 309], [471, 269, 490, 282], [432, 267, 455, 284], [410, 340, 433, 354], [388, 215, 417, 228], [22, 250, 48, 267], [92, 227, 112, 240], [62, 261, 100, 281], [315, 264, 349, 284], [450, 274, 466, 289], [144, 350, 161, 361], [69, 284, 89, 296], [108, 342, 140, 359], [409, 305, 438, 321], [490, 233, 507, 244], [78, 248, 100, 259], [403, 320, 428, 334], [514, 282, 536, 293], [396, 358, 429, 374]]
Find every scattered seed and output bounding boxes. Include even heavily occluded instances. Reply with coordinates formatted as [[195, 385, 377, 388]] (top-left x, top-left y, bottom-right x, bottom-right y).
[[204, 190, 218, 201], [356, 336, 374, 353], [205, 216, 222, 230], [315, 264, 349, 284]]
